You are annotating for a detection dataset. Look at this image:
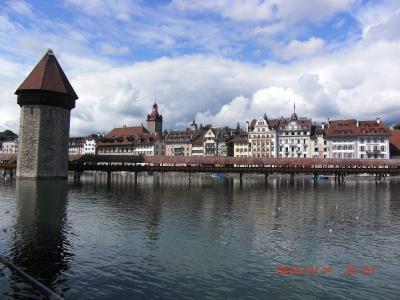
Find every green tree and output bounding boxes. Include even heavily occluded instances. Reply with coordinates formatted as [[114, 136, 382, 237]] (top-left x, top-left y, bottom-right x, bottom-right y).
[[0, 130, 18, 142], [236, 122, 241, 132]]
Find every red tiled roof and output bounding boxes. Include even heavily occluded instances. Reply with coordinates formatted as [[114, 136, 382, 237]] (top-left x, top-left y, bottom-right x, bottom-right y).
[[356, 120, 390, 136], [15, 49, 78, 100], [232, 132, 249, 143], [325, 119, 389, 137], [165, 130, 201, 143], [105, 126, 148, 138], [325, 119, 357, 137], [97, 132, 160, 147], [191, 133, 204, 145]]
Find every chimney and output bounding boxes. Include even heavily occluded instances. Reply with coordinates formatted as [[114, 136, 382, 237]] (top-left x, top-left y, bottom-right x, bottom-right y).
[[356, 121, 359, 127], [376, 117, 381, 124], [245, 121, 249, 132], [321, 122, 325, 130], [123, 125, 127, 128]]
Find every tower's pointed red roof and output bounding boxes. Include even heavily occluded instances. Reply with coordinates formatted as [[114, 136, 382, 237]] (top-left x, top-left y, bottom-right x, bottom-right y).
[[15, 49, 78, 100]]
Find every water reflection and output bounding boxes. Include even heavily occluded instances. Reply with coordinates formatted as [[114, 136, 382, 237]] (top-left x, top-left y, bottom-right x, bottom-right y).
[[10, 180, 73, 298]]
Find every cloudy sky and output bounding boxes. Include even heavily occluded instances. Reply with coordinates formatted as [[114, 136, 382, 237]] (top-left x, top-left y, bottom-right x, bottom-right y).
[[1, 0, 400, 135]]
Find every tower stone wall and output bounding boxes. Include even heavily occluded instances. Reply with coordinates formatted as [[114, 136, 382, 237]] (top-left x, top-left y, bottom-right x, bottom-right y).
[[17, 105, 70, 178], [147, 119, 162, 136]]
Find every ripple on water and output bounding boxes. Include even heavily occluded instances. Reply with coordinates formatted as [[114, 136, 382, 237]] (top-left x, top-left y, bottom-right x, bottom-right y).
[[1, 176, 400, 299]]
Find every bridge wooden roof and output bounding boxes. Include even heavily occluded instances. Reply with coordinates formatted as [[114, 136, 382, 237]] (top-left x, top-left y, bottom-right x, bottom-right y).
[[2, 154, 400, 167], [67, 155, 400, 167]]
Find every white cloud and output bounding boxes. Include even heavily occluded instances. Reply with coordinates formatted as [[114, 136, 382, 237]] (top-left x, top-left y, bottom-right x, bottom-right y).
[[1, 0, 400, 137], [273, 0, 358, 23], [363, 11, 400, 42], [6, 0, 34, 18], [100, 44, 131, 56], [3, 34, 400, 136], [64, 0, 142, 21], [275, 37, 325, 60], [171, 0, 357, 23]]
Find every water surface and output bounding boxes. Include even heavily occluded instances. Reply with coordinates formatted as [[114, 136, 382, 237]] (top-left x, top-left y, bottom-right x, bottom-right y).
[[1, 173, 400, 299]]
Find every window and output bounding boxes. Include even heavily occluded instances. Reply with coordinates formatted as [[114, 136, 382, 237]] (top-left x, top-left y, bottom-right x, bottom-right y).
[[381, 146, 385, 151], [360, 146, 365, 151]]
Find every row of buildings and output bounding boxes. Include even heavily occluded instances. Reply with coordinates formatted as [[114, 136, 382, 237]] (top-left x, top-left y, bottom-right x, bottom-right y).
[[66, 103, 400, 159], [2, 102, 399, 159]]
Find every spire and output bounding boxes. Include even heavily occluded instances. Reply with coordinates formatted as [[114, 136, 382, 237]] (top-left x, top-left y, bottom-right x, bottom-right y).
[[152, 101, 158, 111], [15, 49, 78, 100]]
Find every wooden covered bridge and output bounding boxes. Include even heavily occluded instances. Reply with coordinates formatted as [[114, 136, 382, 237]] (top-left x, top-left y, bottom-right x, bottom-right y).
[[2, 154, 400, 183]]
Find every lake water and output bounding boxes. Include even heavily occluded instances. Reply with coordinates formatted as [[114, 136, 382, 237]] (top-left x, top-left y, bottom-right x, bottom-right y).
[[1, 173, 400, 299]]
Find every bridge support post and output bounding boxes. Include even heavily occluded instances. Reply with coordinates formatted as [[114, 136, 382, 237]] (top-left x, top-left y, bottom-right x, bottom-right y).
[[313, 173, 318, 183], [107, 171, 111, 184]]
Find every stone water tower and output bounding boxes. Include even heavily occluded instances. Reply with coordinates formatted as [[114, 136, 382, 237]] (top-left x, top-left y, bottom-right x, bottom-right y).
[[15, 49, 78, 178]]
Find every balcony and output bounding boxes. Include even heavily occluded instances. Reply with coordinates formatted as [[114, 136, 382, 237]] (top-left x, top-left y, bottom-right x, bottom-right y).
[[366, 149, 381, 154]]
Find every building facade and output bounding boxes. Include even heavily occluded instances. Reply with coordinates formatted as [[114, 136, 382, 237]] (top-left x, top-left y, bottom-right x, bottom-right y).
[[310, 124, 329, 158], [277, 112, 312, 158], [232, 133, 250, 157], [0, 139, 18, 154], [325, 119, 390, 159], [69, 134, 102, 155], [69, 137, 85, 155], [248, 115, 278, 157], [97, 125, 165, 156], [165, 130, 201, 156], [191, 134, 204, 156], [203, 127, 234, 156]]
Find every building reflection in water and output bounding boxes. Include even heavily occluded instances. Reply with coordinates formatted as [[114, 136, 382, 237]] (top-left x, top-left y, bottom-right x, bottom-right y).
[[10, 180, 73, 298]]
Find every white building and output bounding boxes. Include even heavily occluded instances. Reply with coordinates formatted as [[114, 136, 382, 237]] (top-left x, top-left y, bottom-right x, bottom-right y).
[[232, 132, 250, 157], [83, 138, 97, 155], [277, 112, 312, 158], [326, 119, 390, 159], [1, 139, 18, 154], [69, 134, 103, 155], [247, 114, 278, 157], [203, 127, 234, 156]]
